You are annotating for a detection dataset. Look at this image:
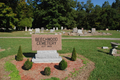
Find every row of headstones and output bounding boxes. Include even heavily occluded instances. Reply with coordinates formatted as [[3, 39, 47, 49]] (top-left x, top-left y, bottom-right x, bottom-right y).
[[25, 26, 66, 31], [73, 27, 96, 34]]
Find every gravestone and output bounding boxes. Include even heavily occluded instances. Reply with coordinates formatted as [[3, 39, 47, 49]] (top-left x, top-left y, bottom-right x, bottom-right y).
[[55, 33, 58, 35], [110, 42, 120, 55], [91, 28, 96, 33], [64, 27, 67, 30], [61, 26, 63, 30], [35, 28, 40, 33], [28, 28, 32, 31], [77, 29, 83, 34], [25, 27, 27, 31], [46, 29, 48, 31], [56, 27, 58, 30], [50, 29, 54, 33], [106, 28, 109, 31], [14, 26, 16, 30], [73, 27, 78, 33], [32, 35, 62, 63], [41, 27, 44, 33], [102, 47, 109, 49], [82, 28, 84, 30], [53, 27, 55, 31]]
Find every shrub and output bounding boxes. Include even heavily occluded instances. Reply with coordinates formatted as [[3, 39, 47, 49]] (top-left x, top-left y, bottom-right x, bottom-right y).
[[59, 59, 67, 70], [71, 48, 77, 61], [16, 46, 23, 61], [44, 67, 51, 76], [23, 59, 33, 70]]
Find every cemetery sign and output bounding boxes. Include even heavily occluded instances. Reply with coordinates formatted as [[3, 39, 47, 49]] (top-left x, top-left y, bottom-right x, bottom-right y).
[[32, 34, 62, 50]]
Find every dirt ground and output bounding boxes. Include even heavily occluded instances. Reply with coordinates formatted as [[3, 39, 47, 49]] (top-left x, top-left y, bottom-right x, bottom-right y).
[[0, 53, 95, 80]]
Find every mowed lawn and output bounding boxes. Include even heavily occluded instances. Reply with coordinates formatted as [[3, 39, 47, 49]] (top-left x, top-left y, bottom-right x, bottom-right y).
[[0, 38, 120, 80]]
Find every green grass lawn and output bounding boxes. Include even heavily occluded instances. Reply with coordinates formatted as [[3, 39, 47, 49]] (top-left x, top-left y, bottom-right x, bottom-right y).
[[0, 30, 120, 38], [0, 38, 120, 80]]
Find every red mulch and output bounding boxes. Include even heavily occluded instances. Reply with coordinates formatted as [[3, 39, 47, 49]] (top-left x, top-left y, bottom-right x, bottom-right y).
[[11, 56, 84, 80]]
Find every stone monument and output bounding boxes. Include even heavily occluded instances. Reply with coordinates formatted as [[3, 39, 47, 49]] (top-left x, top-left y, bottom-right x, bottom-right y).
[[53, 27, 55, 31], [56, 27, 58, 30], [91, 28, 96, 33], [25, 27, 27, 31], [77, 29, 83, 34], [32, 35, 62, 63], [28, 28, 32, 31], [73, 27, 78, 33], [41, 27, 44, 33], [35, 28, 40, 33], [50, 29, 54, 33], [110, 42, 120, 55], [61, 26, 63, 30]]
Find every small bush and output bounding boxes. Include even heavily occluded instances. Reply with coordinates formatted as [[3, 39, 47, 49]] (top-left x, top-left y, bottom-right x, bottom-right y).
[[16, 46, 23, 61], [44, 67, 51, 76], [59, 59, 67, 70], [23, 59, 33, 70], [71, 48, 77, 61]]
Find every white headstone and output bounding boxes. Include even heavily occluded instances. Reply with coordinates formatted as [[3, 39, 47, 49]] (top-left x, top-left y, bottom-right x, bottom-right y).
[[63, 32, 65, 34], [35, 28, 40, 33], [14, 26, 16, 30], [64, 27, 67, 30], [61, 26, 63, 30], [56, 27, 58, 30], [46, 29, 48, 31], [28, 28, 32, 31], [41, 27, 44, 33], [55, 33, 58, 35], [102, 47, 109, 49], [82, 28, 84, 30], [50, 29, 54, 33], [73, 27, 78, 33], [25, 27, 27, 31], [77, 29, 83, 34], [106, 28, 109, 31], [91, 28, 96, 33], [53, 27, 55, 31]]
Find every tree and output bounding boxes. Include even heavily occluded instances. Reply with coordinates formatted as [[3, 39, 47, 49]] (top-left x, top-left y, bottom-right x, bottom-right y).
[[18, 17, 33, 28], [0, 3, 18, 30], [71, 48, 77, 61], [16, 46, 23, 61], [102, 1, 110, 8], [32, 0, 77, 29]]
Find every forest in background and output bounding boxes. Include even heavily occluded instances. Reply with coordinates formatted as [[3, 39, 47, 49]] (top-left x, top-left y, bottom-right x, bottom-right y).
[[0, 0, 120, 31]]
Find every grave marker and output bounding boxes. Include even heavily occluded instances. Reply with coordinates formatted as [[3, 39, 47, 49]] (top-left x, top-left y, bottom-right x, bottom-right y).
[[32, 35, 62, 63]]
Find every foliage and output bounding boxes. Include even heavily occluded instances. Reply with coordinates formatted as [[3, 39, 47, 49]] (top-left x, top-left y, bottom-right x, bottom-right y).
[[5, 62, 21, 80], [59, 59, 67, 70], [1, 0, 120, 30], [18, 17, 33, 27], [16, 46, 23, 61], [23, 59, 33, 70], [44, 67, 51, 76], [0, 2, 18, 30], [71, 48, 77, 61]]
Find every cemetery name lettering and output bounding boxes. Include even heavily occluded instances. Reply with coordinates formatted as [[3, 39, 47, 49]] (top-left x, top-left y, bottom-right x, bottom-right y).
[[35, 37, 58, 47]]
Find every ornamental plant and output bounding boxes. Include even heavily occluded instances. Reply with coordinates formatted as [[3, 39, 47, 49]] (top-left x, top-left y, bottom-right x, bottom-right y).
[[44, 67, 51, 76], [59, 59, 67, 70], [71, 48, 77, 61], [23, 59, 33, 70], [16, 46, 23, 61]]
